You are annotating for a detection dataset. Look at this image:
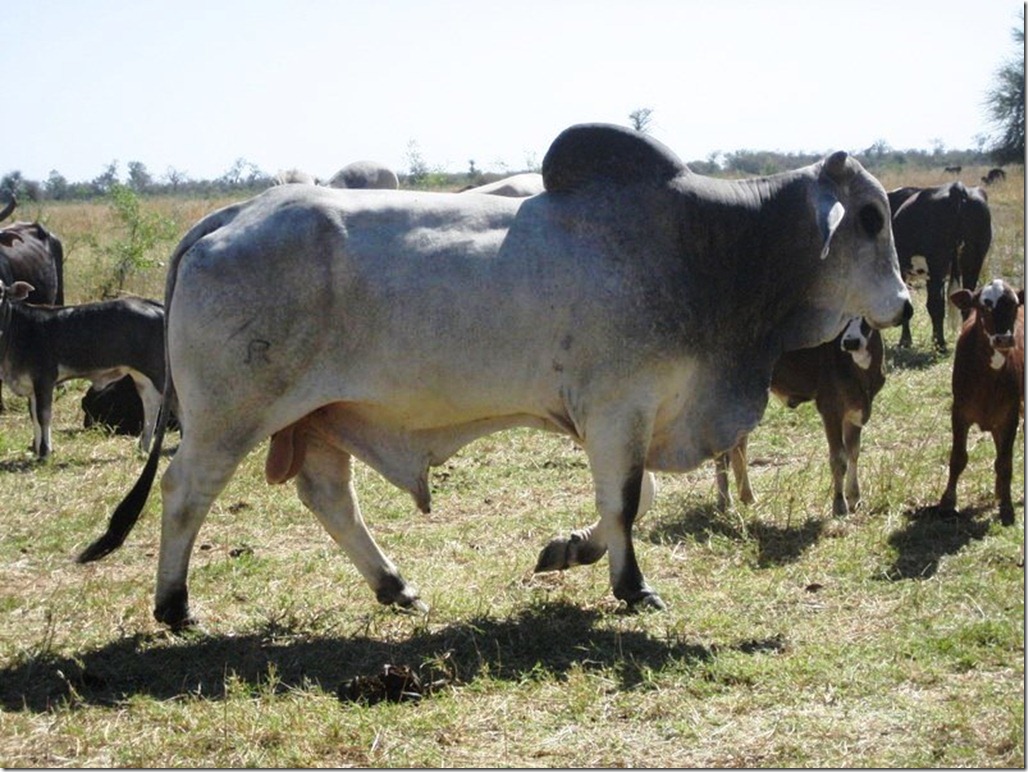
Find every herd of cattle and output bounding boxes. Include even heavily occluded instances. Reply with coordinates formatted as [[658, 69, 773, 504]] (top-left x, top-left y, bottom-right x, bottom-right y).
[[0, 123, 1022, 628]]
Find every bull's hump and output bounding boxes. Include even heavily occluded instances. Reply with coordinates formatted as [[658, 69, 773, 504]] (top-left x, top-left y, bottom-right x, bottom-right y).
[[542, 123, 686, 193]]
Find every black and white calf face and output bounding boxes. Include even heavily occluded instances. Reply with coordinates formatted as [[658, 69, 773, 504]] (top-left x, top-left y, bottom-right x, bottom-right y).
[[978, 280, 1023, 351], [952, 279, 1025, 355], [839, 317, 873, 369]]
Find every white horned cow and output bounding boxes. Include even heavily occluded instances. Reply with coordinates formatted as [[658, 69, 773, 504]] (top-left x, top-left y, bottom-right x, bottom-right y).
[[460, 172, 545, 197], [326, 160, 399, 190], [79, 123, 912, 630]]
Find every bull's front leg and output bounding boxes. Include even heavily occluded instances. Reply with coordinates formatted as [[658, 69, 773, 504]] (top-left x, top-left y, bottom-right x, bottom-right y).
[[536, 410, 663, 611], [535, 470, 656, 572], [29, 378, 56, 459]]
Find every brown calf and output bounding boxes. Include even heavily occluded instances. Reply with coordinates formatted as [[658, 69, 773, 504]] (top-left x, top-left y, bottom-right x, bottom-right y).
[[716, 317, 885, 515], [939, 279, 1024, 525]]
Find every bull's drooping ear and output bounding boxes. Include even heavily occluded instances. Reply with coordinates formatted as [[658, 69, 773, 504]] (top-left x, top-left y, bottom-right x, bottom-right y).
[[817, 192, 845, 260], [950, 288, 975, 312]]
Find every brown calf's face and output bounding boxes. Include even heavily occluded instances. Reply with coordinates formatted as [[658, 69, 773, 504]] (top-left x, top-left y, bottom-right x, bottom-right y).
[[951, 279, 1025, 352]]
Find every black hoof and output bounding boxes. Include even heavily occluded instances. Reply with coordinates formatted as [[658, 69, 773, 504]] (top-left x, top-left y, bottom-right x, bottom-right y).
[[375, 572, 425, 611], [624, 592, 667, 613], [535, 531, 606, 573], [154, 588, 194, 631]]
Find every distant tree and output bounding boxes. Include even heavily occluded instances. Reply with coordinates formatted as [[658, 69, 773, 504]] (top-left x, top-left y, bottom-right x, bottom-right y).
[[127, 161, 153, 193], [45, 170, 70, 200], [405, 140, 429, 185], [629, 107, 653, 133], [1, 171, 25, 200], [163, 166, 189, 192], [985, 9, 1025, 164], [92, 161, 120, 195]]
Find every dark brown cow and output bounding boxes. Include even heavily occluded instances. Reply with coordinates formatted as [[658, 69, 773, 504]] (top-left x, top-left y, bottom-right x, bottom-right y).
[[0, 198, 66, 411], [939, 279, 1024, 525], [0, 281, 165, 459], [715, 317, 885, 515], [888, 182, 992, 351]]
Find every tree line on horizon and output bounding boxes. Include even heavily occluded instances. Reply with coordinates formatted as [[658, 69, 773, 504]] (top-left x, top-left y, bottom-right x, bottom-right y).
[[0, 139, 1014, 205]]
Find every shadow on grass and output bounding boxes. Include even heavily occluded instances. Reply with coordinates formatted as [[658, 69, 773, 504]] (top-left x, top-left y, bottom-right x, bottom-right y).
[[878, 503, 993, 581], [0, 600, 787, 713], [646, 503, 825, 567], [885, 343, 947, 371]]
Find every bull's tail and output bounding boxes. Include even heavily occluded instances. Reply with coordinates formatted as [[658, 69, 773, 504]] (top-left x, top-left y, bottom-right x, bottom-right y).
[[77, 397, 170, 562], [77, 200, 242, 563]]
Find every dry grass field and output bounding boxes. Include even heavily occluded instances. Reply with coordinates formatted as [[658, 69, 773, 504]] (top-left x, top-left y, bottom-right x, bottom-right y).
[[0, 163, 1023, 767]]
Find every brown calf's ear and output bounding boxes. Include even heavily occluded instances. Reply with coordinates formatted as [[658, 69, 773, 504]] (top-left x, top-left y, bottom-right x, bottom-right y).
[[949, 288, 975, 312]]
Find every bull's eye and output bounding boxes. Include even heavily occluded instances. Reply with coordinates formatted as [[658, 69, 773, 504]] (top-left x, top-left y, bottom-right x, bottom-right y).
[[858, 204, 884, 238]]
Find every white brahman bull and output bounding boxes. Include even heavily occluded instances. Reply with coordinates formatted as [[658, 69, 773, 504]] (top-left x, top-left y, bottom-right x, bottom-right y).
[[80, 123, 912, 629], [326, 160, 399, 190], [460, 172, 545, 197]]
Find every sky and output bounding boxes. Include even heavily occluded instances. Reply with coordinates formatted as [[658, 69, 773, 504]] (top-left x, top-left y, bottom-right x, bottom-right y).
[[5, 0, 1024, 184]]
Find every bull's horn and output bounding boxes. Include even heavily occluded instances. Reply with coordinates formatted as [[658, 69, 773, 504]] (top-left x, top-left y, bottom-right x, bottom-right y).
[[0, 194, 15, 223]]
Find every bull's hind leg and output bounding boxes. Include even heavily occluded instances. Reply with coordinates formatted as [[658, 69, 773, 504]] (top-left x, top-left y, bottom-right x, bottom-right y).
[[295, 435, 423, 610], [155, 439, 249, 628]]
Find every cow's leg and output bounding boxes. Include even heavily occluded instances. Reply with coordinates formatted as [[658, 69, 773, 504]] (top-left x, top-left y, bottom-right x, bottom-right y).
[[823, 415, 850, 515], [714, 451, 732, 512], [926, 274, 949, 352], [939, 413, 970, 512], [294, 435, 423, 610], [730, 436, 754, 505], [537, 413, 663, 611], [842, 421, 863, 512], [535, 469, 655, 573], [155, 438, 248, 628], [992, 418, 1019, 526], [714, 437, 754, 512], [131, 375, 162, 452], [29, 379, 55, 459]]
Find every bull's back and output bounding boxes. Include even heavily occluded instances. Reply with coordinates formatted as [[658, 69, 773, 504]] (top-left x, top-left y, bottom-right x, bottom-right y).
[[167, 187, 539, 421]]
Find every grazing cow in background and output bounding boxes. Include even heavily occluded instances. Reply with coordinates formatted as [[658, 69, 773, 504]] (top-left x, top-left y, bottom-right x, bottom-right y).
[[79, 123, 911, 630], [273, 168, 316, 185], [715, 317, 885, 515], [0, 197, 67, 411], [982, 167, 1006, 185], [0, 282, 165, 459], [326, 161, 399, 190], [944, 165, 962, 174], [939, 279, 1024, 525], [460, 173, 545, 197], [82, 375, 181, 437], [888, 181, 992, 350]]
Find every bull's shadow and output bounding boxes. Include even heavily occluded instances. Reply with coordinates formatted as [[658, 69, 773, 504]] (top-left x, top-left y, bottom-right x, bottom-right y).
[[0, 600, 787, 713], [877, 503, 994, 581], [645, 502, 825, 568]]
